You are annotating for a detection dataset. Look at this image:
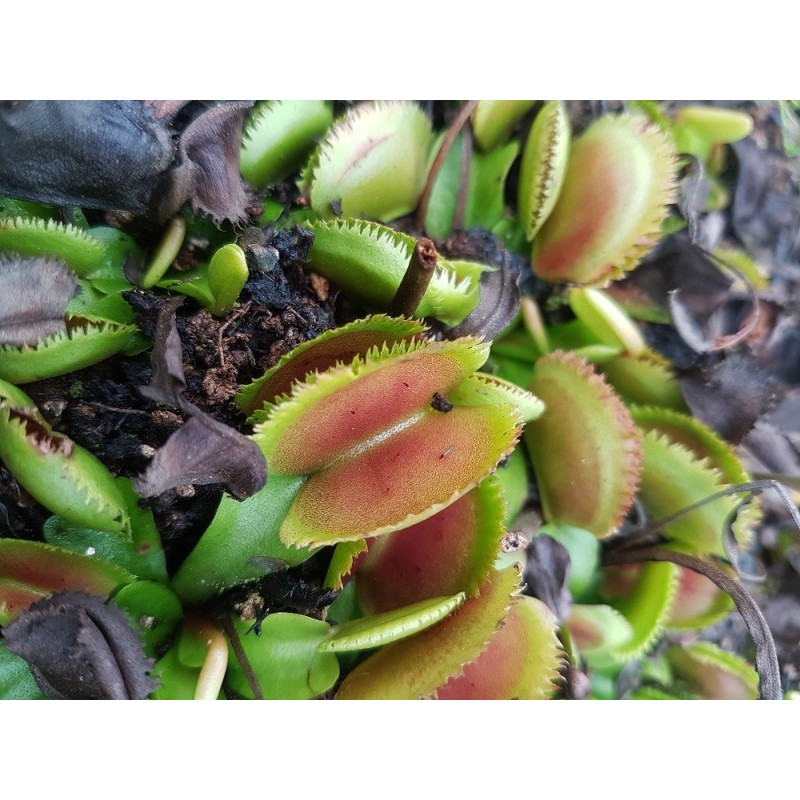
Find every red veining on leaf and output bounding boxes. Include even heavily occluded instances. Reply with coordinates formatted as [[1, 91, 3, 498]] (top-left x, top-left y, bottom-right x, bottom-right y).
[[281, 404, 521, 546], [434, 598, 561, 700], [270, 350, 471, 475], [245, 325, 422, 411]]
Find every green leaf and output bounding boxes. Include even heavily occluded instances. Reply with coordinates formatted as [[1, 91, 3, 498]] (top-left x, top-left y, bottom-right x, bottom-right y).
[[171, 472, 308, 604], [225, 613, 339, 700], [113, 581, 183, 656], [320, 592, 465, 652]]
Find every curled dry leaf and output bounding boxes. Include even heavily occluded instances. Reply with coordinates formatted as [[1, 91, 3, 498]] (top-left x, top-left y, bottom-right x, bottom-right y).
[[3, 590, 156, 700], [133, 300, 267, 500], [151, 101, 252, 224], [0, 256, 76, 346]]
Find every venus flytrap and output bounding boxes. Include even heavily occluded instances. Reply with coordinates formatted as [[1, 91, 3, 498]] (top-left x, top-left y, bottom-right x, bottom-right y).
[[0, 315, 137, 383], [517, 100, 571, 242], [172, 317, 540, 605]]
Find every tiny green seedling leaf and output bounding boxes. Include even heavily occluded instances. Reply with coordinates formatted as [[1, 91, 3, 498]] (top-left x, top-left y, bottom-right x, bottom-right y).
[[206, 242, 248, 317]]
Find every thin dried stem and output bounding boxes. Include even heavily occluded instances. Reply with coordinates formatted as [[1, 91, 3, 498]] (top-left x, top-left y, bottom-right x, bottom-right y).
[[416, 100, 479, 228], [602, 547, 782, 700], [218, 613, 264, 700]]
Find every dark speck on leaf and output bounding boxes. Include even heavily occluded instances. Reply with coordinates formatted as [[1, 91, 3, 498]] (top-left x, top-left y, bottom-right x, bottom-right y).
[[431, 392, 453, 412]]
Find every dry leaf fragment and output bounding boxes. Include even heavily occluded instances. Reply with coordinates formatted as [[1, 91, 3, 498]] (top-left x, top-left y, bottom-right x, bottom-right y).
[[0, 257, 76, 346]]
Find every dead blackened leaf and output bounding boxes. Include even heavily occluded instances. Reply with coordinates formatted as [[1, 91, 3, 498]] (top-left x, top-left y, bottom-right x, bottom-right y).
[[679, 353, 779, 444], [134, 300, 267, 500], [628, 233, 733, 314], [732, 138, 800, 270], [0, 257, 76, 346], [523, 535, 572, 621], [3, 591, 156, 700], [0, 101, 175, 211], [152, 102, 253, 225]]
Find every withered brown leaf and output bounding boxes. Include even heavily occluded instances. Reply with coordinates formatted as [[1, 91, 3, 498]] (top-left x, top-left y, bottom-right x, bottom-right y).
[[0, 257, 76, 346], [134, 300, 267, 500]]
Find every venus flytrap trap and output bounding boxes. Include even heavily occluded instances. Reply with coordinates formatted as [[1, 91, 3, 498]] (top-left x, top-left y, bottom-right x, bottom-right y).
[[240, 101, 334, 189], [301, 101, 435, 222], [304, 219, 486, 326], [0, 379, 130, 535], [517, 100, 571, 242], [532, 114, 678, 285]]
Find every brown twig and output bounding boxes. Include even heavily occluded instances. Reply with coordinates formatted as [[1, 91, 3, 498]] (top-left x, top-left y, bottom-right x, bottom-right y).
[[416, 100, 479, 229], [390, 237, 438, 318], [217, 613, 264, 700], [602, 547, 782, 700], [453, 122, 473, 230]]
